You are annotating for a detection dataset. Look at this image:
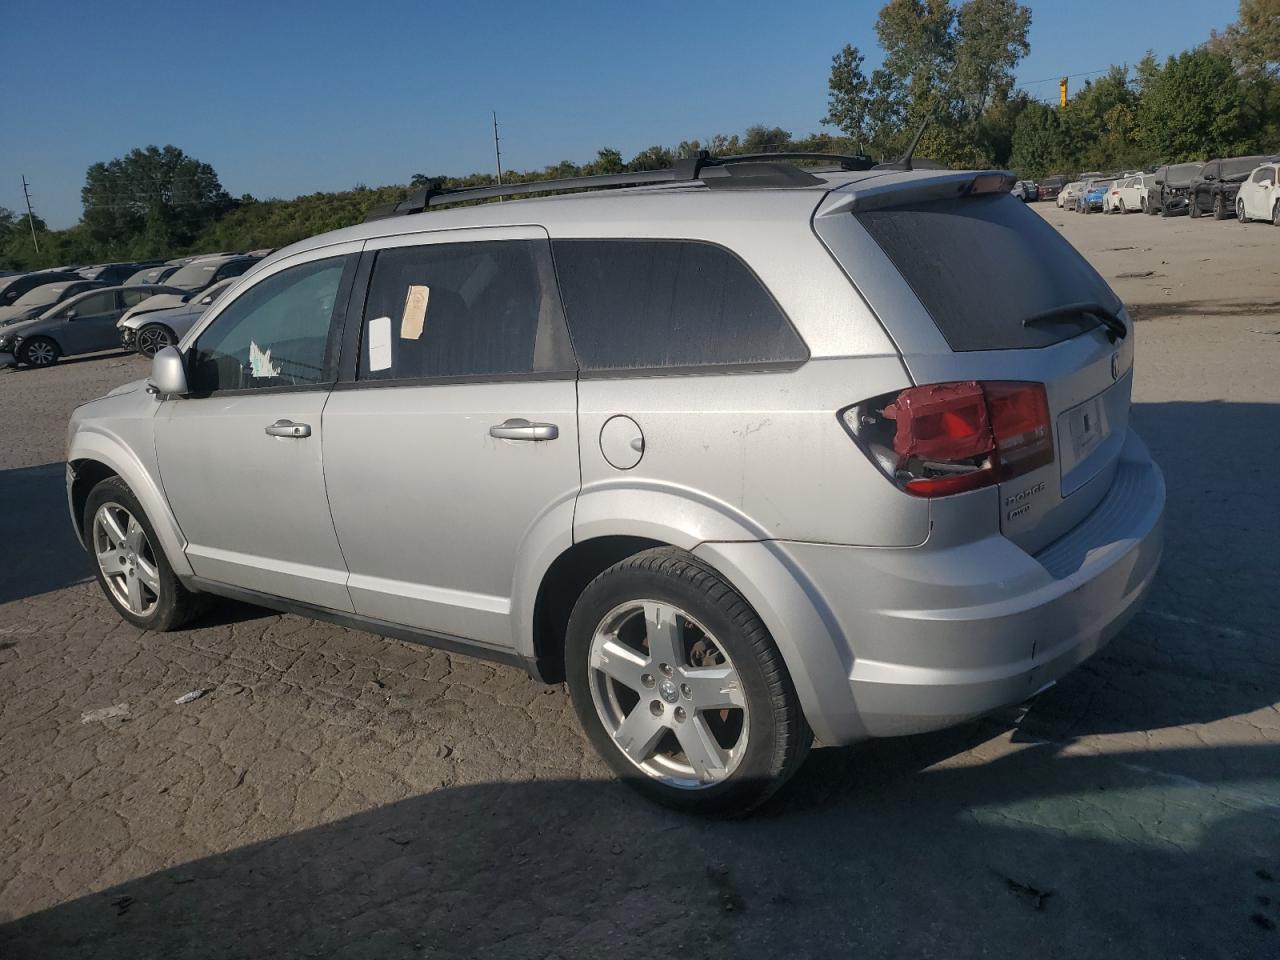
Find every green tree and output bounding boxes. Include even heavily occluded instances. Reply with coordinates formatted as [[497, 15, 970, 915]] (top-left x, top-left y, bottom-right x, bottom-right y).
[[1008, 100, 1063, 177], [81, 145, 231, 252], [824, 44, 874, 147], [1138, 49, 1249, 160]]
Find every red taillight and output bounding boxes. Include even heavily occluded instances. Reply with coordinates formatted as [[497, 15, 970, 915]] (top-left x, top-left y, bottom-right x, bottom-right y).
[[841, 381, 1054, 498]]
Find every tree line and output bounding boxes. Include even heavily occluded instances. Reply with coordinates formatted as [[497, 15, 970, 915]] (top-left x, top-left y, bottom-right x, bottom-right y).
[[2, 0, 1273, 272]]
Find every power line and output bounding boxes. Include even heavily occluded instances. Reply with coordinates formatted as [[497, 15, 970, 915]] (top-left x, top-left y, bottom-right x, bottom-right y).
[[1017, 68, 1111, 88]]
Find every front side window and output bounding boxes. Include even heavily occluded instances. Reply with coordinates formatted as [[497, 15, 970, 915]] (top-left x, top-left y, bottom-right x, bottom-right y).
[[67, 291, 116, 318], [357, 239, 573, 381], [121, 289, 152, 308], [552, 239, 806, 373], [188, 256, 350, 394]]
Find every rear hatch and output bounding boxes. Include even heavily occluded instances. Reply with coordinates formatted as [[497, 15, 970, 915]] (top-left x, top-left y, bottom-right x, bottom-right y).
[[814, 171, 1132, 555]]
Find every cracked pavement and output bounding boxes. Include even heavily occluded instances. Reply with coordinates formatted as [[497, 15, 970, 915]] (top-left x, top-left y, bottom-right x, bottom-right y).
[[1, 209, 1278, 958]]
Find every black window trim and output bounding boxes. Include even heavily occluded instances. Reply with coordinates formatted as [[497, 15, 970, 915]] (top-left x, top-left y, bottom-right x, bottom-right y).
[[180, 252, 359, 400], [336, 242, 579, 389], [550, 236, 809, 378]]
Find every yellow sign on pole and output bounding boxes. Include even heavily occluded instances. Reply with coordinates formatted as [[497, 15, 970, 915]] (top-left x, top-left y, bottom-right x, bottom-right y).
[[1059, 77, 1069, 108]]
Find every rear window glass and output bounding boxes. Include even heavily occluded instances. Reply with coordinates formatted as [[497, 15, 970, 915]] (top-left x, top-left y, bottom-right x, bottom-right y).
[[1221, 157, 1267, 177], [552, 239, 806, 373], [855, 193, 1120, 352], [358, 239, 574, 381]]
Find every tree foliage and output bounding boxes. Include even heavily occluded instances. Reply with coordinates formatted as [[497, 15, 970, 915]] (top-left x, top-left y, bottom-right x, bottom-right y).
[[81, 145, 232, 256]]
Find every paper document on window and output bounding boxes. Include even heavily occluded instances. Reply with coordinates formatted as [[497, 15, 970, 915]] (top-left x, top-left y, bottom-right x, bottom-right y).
[[401, 284, 429, 340], [368, 316, 392, 371], [249, 341, 280, 378]]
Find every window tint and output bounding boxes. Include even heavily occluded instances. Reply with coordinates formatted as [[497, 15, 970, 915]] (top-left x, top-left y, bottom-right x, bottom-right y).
[[552, 239, 805, 373], [121, 288, 152, 307], [358, 239, 573, 381], [68, 291, 116, 317], [856, 193, 1119, 352], [189, 256, 350, 394]]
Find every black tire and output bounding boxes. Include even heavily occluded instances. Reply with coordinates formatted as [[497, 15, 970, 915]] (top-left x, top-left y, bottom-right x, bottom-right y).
[[565, 547, 811, 816], [1213, 194, 1227, 220], [19, 336, 60, 367], [136, 324, 176, 358], [1189, 195, 1201, 218], [1118, 199, 1127, 214], [83, 476, 204, 631], [1237, 199, 1248, 223], [1160, 202, 1171, 218], [1273, 201, 1280, 227]]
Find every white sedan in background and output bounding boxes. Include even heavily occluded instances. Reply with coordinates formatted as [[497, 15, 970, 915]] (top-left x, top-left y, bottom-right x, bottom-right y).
[[1236, 162, 1279, 224], [1107, 174, 1153, 214]]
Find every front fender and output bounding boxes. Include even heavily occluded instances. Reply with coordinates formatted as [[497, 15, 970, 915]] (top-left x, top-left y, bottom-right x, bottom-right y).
[[68, 426, 192, 577]]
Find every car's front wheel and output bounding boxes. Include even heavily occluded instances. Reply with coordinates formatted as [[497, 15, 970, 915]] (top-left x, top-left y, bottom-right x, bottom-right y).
[[84, 476, 202, 631], [1273, 201, 1280, 227], [1238, 199, 1248, 223], [136, 324, 176, 358], [1213, 194, 1228, 220], [566, 547, 811, 815], [19, 337, 59, 367]]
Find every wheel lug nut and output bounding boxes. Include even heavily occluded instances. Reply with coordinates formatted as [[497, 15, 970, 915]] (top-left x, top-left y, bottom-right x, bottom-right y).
[[659, 663, 673, 678], [641, 673, 655, 688], [649, 700, 664, 717], [680, 683, 692, 700], [674, 706, 686, 722]]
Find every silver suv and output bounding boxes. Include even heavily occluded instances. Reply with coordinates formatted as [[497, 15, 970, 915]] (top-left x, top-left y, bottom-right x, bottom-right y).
[[66, 156, 1165, 814]]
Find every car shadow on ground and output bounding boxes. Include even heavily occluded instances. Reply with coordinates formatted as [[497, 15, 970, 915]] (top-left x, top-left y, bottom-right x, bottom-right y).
[[1, 743, 1276, 960], [2, 349, 139, 373], [0, 463, 92, 604]]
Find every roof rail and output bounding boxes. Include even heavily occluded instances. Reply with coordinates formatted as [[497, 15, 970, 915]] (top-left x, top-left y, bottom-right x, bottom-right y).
[[365, 151, 876, 221]]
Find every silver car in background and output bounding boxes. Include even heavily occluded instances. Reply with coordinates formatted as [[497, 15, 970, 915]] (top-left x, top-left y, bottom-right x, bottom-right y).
[[0, 284, 180, 367], [65, 158, 1164, 813], [119, 278, 237, 356]]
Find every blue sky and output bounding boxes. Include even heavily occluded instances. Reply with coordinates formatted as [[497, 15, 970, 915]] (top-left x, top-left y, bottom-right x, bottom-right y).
[[3, 0, 1236, 228]]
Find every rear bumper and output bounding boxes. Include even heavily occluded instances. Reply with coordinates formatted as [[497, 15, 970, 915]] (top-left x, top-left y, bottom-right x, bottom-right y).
[[772, 429, 1164, 741]]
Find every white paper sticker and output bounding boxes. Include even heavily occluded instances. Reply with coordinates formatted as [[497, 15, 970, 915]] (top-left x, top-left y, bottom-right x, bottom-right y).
[[248, 340, 280, 378], [367, 316, 392, 372]]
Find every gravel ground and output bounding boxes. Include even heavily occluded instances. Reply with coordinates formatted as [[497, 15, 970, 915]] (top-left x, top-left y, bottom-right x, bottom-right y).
[[1, 206, 1277, 959]]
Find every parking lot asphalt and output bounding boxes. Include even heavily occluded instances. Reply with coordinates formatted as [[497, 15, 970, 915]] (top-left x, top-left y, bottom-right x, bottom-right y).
[[1, 207, 1278, 959]]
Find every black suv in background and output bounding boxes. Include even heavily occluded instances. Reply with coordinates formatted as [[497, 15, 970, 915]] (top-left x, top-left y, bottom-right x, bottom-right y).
[[1146, 162, 1203, 216], [1190, 156, 1276, 219]]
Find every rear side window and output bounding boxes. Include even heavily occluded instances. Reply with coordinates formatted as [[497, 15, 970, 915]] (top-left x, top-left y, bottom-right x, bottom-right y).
[[358, 239, 574, 382], [855, 193, 1120, 352], [552, 239, 806, 374]]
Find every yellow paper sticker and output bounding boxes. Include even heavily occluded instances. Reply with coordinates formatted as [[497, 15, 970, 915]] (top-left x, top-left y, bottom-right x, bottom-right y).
[[401, 285, 429, 340]]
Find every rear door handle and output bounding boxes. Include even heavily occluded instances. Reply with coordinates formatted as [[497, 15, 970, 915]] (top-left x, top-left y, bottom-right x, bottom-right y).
[[489, 418, 559, 441], [265, 419, 311, 438]]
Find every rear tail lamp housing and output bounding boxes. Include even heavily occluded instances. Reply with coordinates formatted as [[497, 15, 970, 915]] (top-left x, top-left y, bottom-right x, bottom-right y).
[[841, 381, 1054, 497]]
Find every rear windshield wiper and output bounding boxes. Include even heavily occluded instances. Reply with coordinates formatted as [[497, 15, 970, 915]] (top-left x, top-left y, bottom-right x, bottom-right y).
[[1022, 301, 1127, 342]]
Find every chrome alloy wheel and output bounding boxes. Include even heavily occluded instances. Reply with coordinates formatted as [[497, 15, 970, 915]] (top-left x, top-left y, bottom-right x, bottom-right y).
[[92, 502, 161, 617], [588, 600, 749, 788], [136, 326, 173, 357], [25, 341, 56, 365]]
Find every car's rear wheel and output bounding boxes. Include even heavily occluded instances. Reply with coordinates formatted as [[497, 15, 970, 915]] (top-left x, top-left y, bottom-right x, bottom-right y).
[[85, 476, 203, 631], [19, 337, 59, 367], [565, 547, 811, 815], [1119, 199, 1127, 214], [1273, 201, 1280, 227], [136, 324, 175, 358]]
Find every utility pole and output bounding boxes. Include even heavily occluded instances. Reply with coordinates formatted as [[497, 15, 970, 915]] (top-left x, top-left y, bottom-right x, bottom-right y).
[[1059, 77, 1069, 108], [21, 175, 40, 254], [492, 111, 504, 200]]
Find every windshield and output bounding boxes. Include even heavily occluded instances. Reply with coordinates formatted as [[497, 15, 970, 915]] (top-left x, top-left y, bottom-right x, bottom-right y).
[[1091, 181, 1115, 191], [166, 260, 224, 290], [1221, 157, 1267, 178], [12, 283, 74, 308], [198, 279, 235, 305], [1166, 163, 1201, 184]]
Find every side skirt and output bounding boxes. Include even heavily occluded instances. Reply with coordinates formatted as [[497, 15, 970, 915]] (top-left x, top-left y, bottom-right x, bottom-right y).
[[184, 576, 534, 675]]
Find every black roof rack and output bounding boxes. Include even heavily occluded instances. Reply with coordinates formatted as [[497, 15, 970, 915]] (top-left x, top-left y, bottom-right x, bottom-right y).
[[365, 151, 876, 221]]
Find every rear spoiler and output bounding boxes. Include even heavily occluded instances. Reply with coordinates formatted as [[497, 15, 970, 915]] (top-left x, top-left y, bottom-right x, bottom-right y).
[[815, 170, 1016, 218]]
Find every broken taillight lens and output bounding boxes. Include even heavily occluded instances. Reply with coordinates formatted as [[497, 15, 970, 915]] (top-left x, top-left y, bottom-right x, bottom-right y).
[[841, 381, 1054, 497]]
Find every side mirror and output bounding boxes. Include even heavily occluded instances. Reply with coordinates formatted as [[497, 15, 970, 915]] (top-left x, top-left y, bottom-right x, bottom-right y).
[[149, 346, 189, 396], [66, 309, 78, 319]]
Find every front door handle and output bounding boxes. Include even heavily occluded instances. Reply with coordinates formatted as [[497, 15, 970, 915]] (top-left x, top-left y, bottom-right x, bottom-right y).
[[489, 418, 559, 441], [265, 419, 311, 438]]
